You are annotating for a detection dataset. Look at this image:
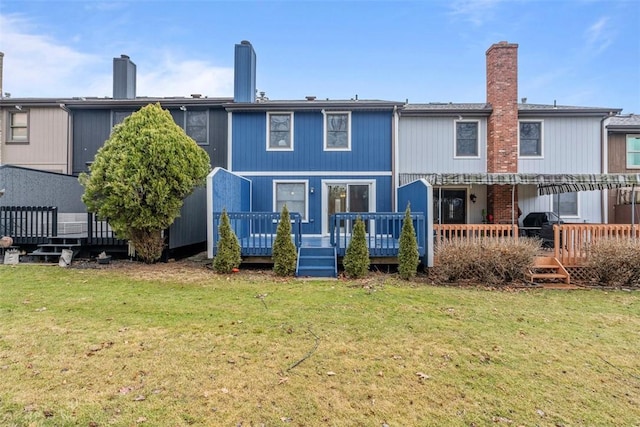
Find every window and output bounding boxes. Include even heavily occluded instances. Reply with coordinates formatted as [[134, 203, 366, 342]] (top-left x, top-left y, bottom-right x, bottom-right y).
[[8, 110, 28, 143], [519, 121, 543, 157], [186, 110, 208, 145], [553, 192, 578, 217], [455, 121, 479, 157], [112, 111, 132, 127], [627, 135, 640, 169], [267, 112, 293, 150], [324, 112, 350, 150], [274, 181, 308, 221]]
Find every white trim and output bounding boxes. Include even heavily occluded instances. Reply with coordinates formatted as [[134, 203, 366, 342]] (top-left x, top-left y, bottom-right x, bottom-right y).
[[453, 119, 481, 158], [518, 119, 544, 158], [321, 179, 376, 235], [323, 111, 352, 151], [238, 170, 391, 177], [626, 134, 640, 169], [266, 112, 294, 151], [553, 191, 580, 218], [393, 106, 399, 211], [273, 179, 309, 222], [227, 111, 233, 171]]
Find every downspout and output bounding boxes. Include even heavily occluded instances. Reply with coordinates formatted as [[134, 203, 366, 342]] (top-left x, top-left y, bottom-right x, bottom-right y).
[[392, 105, 398, 211], [600, 113, 614, 223], [632, 184, 636, 240], [227, 111, 233, 171], [59, 103, 72, 175]]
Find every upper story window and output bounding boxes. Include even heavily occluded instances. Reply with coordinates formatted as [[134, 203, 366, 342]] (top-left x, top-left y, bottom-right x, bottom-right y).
[[7, 110, 29, 143], [112, 111, 132, 127], [519, 121, 543, 157], [627, 134, 640, 169], [267, 112, 293, 150], [324, 112, 351, 151], [186, 110, 208, 145], [455, 121, 479, 157], [274, 181, 308, 221], [553, 192, 578, 217]]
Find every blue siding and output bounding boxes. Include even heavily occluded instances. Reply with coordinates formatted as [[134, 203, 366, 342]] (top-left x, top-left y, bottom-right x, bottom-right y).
[[210, 168, 252, 213], [232, 111, 392, 172], [247, 175, 392, 235], [398, 179, 433, 267]]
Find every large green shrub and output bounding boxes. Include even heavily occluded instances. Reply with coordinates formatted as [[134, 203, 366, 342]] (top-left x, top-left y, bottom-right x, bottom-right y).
[[213, 209, 242, 273], [398, 204, 420, 280], [586, 239, 640, 287], [79, 103, 210, 263], [272, 205, 298, 276], [343, 216, 370, 278]]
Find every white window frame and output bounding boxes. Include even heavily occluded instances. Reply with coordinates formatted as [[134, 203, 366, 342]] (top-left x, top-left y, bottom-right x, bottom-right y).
[[626, 134, 640, 169], [518, 120, 544, 158], [266, 112, 294, 151], [185, 110, 209, 146], [7, 110, 29, 143], [454, 119, 480, 158], [323, 111, 351, 151], [552, 192, 579, 218], [273, 180, 309, 222]]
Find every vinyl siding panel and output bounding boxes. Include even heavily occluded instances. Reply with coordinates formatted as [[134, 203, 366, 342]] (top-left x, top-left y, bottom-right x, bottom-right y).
[[72, 110, 111, 175], [3, 107, 69, 173], [518, 117, 601, 174], [399, 116, 487, 174], [248, 175, 392, 235], [232, 111, 392, 173]]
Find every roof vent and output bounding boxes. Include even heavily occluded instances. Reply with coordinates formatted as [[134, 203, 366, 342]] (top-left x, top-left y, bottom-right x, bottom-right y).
[[191, 93, 202, 98], [305, 96, 316, 101]]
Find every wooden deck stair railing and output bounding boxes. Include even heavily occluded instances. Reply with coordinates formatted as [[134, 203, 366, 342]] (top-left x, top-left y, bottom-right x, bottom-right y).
[[434, 224, 519, 242], [527, 256, 570, 285]]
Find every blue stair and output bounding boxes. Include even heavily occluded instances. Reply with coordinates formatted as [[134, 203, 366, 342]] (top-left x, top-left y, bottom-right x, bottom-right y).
[[296, 246, 337, 278]]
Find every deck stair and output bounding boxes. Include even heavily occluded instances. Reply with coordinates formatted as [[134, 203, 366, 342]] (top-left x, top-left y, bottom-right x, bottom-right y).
[[296, 246, 337, 278], [28, 237, 87, 263], [527, 256, 570, 285]]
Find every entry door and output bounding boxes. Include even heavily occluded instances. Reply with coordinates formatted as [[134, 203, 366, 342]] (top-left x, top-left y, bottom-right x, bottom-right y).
[[434, 189, 466, 224], [326, 183, 370, 234]]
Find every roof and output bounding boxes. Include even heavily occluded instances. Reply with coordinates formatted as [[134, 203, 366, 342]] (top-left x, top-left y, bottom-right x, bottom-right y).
[[400, 102, 622, 117], [224, 99, 404, 112], [606, 114, 640, 131], [399, 172, 640, 195], [61, 96, 232, 109]]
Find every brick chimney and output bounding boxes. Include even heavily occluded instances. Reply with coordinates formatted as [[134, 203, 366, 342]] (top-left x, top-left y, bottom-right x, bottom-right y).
[[113, 54, 136, 100], [486, 41, 520, 223]]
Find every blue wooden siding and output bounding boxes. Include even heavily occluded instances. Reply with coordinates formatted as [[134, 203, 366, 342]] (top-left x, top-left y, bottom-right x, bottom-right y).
[[247, 175, 392, 234], [232, 110, 392, 172]]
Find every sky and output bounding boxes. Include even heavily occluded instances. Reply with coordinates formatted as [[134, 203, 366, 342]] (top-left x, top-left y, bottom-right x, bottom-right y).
[[1, 0, 639, 114]]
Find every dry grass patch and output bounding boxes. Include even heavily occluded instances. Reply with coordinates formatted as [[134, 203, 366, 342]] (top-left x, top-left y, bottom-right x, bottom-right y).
[[0, 261, 639, 426]]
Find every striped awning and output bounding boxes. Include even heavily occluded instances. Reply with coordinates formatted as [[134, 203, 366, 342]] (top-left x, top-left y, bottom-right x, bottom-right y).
[[399, 173, 640, 195]]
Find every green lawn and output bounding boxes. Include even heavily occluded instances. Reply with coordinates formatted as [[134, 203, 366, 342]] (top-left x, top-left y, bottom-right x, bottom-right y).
[[1, 264, 639, 426]]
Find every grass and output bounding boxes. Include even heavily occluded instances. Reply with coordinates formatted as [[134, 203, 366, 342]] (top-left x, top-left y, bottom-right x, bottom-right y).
[[1, 263, 639, 426]]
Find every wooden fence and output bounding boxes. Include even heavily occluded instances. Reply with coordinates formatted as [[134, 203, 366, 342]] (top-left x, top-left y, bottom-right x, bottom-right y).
[[433, 223, 639, 268], [433, 224, 519, 242], [554, 224, 640, 267]]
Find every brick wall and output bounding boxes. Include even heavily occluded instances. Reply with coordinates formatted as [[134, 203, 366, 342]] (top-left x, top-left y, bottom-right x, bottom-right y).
[[486, 41, 519, 223]]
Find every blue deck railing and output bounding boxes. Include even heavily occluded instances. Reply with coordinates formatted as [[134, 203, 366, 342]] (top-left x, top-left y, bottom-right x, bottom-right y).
[[212, 212, 302, 256], [330, 212, 425, 257]]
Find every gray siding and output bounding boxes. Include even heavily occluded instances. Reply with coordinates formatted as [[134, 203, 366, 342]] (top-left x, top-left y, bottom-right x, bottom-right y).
[[399, 116, 487, 174], [518, 117, 602, 174], [168, 186, 206, 249], [0, 166, 86, 212], [72, 110, 111, 175]]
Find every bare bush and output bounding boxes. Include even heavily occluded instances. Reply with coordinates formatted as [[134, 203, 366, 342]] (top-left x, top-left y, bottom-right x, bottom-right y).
[[586, 239, 640, 287], [433, 238, 541, 285]]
